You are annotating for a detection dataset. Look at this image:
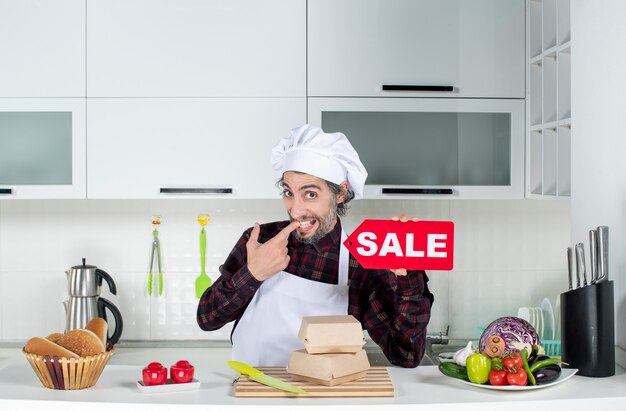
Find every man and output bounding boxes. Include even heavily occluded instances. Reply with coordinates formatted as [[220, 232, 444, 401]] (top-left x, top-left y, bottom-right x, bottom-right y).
[[197, 124, 434, 367]]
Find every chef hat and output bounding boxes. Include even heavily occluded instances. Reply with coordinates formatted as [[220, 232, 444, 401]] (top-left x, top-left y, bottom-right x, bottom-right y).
[[271, 124, 368, 198]]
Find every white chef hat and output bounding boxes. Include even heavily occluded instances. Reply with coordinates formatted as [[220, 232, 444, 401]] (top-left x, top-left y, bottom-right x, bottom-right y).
[[271, 124, 368, 198]]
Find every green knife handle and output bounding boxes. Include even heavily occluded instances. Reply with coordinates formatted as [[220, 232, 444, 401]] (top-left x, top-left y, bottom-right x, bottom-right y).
[[227, 360, 263, 377], [200, 228, 206, 275]]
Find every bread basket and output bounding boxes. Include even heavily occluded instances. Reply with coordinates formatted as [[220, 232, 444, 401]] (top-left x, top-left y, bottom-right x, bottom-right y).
[[22, 347, 114, 390]]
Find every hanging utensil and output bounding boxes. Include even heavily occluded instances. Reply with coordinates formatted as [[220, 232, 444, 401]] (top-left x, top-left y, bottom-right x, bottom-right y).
[[195, 214, 212, 299], [148, 215, 164, 296]]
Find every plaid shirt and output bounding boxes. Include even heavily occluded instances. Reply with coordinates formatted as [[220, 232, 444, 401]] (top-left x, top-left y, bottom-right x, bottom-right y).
[[197, 219, 434, 368]]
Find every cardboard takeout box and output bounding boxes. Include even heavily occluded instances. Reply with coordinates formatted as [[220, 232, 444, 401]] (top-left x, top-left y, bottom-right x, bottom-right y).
[[287, 349, 370, 386], [298, 315, 365, 354]]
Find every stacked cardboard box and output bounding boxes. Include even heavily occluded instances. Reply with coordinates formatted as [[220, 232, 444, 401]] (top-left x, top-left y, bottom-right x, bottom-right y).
[[287, 315, 371, 386]]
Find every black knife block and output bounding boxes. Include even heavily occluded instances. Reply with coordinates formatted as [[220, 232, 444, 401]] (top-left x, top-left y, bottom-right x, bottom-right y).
[[560, 280, 615, 377]]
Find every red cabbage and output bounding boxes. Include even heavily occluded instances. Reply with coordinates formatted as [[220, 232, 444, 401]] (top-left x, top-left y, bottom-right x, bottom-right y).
[[479, 316, 541, 355]]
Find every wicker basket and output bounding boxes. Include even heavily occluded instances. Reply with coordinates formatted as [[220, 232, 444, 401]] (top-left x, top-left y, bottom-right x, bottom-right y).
[[22, 347, 114, 390]]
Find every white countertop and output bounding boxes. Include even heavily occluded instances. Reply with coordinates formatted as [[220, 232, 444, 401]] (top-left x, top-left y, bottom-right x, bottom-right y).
[[1, 346, 625, 411]]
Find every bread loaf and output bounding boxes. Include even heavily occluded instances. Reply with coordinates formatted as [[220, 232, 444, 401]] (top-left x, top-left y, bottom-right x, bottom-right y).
[[25, 336, 79, 359], [56, 329, 105, 357], [46, 332, 65, 343], [85, 318, 108, 347]]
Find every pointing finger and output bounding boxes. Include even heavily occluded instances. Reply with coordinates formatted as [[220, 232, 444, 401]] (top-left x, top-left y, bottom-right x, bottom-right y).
[[276, 220, 300, 240]]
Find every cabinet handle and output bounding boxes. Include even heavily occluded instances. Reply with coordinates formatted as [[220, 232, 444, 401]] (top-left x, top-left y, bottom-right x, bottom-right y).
[[382, 188, 453, 195], [159, 187, 233, 194], [382, 85, 454, 92], [0, 188, 12, 195]]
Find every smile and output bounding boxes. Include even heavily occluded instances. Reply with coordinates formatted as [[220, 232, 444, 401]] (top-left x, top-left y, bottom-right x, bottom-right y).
[[296, 219, 318, 233]]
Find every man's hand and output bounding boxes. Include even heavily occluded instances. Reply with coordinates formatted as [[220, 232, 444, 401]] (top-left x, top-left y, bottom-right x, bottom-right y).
[[390, 213, 420, 277], [246, 221, 301, 281]]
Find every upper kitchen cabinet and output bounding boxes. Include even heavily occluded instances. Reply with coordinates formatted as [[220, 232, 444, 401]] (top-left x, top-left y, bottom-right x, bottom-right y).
[[309, 97, 525, 199], [87, 98, 305, 199], [0, 99, 86, 199], [86, 0, 305, 98], [308, 0, 525, 98], [0, 0, 85, 97], [527, 0, 571, 198]]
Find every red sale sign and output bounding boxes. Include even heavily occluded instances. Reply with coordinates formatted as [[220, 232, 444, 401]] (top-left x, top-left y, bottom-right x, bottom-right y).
[[343, 220, 454, 270]]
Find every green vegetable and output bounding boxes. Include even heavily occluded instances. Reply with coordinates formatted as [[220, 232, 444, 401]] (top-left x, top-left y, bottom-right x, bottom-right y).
[[531, 344, 539, 358], [438, 362, 469, 381], [520, 348, 536, 385], [529, 357, 561, 374], [491, 357, 503, 371], [466, 353, 491, 384]]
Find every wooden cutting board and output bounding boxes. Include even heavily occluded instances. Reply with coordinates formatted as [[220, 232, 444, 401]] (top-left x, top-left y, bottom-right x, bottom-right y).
[[234, 366, 394, 398]]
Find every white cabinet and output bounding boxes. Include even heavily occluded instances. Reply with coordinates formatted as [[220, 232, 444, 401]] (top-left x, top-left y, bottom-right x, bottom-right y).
[[0, 99, 86, 198], [309, 98, 525, 199], [86, 0, 305, 98], [526, 0, 571, 198], [0, 0, 85, 97], [87, 98, 306, 199], [308, 0, 525, 98]]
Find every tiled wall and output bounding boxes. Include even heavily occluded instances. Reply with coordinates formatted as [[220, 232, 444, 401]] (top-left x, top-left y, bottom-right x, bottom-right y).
[[0, 198, 570, 342]]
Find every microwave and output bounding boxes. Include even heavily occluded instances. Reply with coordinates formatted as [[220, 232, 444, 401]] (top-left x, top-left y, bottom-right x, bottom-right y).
[[308, 98, 524, 199]]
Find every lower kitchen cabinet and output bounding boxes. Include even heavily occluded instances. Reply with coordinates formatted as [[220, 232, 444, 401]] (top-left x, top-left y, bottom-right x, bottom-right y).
[[86, 98, 306, 199], [0, 98, 86, 199]]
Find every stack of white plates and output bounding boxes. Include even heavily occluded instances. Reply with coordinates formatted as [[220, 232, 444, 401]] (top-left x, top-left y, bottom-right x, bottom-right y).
[[516, 298, 555, 341]]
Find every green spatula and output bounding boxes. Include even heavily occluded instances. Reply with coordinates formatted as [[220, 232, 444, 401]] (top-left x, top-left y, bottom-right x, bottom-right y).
[[195, 214, 212, 298]]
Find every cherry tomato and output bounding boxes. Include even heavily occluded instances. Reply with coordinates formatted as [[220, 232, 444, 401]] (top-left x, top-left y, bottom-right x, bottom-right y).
[[502, 352, 523, 372], [170, 360, 195, 384], [507, 368, 528, 386], [142, 362, 167, 386], [488, 370, 509, 386]]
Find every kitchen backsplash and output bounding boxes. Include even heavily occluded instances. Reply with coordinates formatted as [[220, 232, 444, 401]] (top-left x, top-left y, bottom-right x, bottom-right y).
[[0, 199, 570, 343]]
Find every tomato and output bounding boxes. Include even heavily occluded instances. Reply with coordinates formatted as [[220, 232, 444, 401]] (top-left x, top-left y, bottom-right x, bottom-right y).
[[142, 362, 167, 386], [488, 370, 509, 386], [170, 360, 195, 384], [507, 368, 528, 386], [466, 353, 491, 384], [502, 352, 524, 372]]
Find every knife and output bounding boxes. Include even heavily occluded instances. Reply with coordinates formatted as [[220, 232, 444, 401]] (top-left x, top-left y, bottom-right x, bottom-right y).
[[589, 229, 598, 284], [227, 360, 307, 394], [597, 226, 609, 282], [575, 243, 586, 287], [566, 246, 574, 290]]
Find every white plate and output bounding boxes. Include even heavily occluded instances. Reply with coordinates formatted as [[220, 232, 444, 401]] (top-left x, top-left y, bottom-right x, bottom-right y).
[[446, 368, 578, 391], [534, 307, 544, 340], [517, 307, 530, 323], [136, 378, 200, 393], [554, 297, 561, 339], [542, 298, 555, 340]]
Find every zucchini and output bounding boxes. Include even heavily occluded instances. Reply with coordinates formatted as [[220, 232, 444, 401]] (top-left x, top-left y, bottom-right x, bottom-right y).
[[438, 361, 469, 381]]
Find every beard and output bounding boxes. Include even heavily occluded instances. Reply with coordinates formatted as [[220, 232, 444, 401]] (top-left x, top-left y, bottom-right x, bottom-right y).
[[290, 198, 338, 245]]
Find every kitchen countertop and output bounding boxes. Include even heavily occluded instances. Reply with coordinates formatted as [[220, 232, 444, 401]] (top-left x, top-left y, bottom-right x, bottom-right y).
[[1, 346, 625, 411]]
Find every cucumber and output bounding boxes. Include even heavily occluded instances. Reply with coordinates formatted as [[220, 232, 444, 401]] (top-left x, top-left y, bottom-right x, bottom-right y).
[[438, 362, 469, 381]]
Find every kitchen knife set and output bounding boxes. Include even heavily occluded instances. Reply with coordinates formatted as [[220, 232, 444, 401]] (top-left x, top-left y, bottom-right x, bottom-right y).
[[566, 226, 609, 290]]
